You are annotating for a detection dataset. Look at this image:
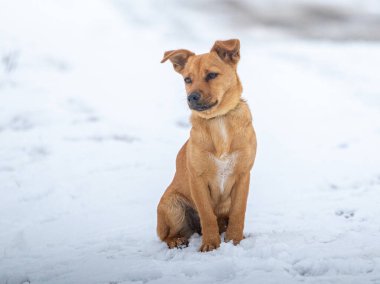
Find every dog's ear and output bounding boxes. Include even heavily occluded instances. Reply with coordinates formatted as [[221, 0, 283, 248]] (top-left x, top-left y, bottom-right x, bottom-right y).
[[211, 39, 240, 65], [161, 49, 195, 73]]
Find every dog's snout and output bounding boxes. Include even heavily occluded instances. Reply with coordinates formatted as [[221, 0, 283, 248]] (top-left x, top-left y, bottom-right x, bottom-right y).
[[188, 92, 201, 103], [187, 91, 217, 111]]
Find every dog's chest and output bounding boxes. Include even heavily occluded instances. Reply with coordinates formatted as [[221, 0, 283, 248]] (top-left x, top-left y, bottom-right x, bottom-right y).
[[209, 117, 237, 193], [211, 153, 237, 194]]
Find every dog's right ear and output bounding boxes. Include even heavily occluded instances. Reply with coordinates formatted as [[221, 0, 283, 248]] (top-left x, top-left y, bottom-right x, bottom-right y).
[[161, 49, 195, 73]]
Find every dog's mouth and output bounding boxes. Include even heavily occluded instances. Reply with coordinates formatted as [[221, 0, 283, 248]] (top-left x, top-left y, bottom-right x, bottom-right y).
[[189, 100, 218, 112]]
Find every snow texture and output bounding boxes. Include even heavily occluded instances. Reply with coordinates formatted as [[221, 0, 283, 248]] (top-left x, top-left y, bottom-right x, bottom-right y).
[[1, 0, 380, 283]]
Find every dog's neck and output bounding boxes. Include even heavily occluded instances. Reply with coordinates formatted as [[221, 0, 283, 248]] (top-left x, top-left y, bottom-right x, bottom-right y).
[[190, 98, 252, 156]]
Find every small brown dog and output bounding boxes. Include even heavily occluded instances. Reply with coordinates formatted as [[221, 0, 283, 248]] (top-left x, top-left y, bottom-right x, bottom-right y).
[[157, 39, 257, 252]]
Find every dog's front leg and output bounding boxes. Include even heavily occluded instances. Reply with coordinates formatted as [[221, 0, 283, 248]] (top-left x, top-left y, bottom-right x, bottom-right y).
[[225, 172, 250, 245], [190, 178, 221, 252]]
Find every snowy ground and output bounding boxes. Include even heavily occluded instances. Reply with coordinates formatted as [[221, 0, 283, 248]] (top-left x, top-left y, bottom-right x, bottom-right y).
[[1, 1, 380, 283]]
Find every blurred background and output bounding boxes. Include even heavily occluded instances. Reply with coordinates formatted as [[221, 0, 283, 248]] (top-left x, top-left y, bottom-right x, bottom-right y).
[[114, 0, 380, 41], [1, 1, 380, 284]]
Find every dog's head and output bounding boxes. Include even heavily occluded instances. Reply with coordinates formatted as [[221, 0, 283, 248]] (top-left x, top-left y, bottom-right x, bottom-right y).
[[161, 39, 242, 119]]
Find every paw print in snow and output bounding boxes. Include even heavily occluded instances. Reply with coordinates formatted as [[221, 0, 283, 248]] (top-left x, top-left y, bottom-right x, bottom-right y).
[[335, 209, 355, 219]]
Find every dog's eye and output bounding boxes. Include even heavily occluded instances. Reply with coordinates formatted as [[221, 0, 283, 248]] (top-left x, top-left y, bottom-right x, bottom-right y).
[[206, 72, 218, 81], [184, 77, 192, 84]]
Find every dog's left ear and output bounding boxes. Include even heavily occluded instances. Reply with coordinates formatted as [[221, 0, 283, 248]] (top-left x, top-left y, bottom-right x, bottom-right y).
[[161, 49, 195, 73], [211, 39, 240, 65]]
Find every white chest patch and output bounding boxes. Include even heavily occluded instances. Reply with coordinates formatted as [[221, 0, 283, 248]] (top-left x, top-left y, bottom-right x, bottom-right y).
[[212, 152, 238, 193]]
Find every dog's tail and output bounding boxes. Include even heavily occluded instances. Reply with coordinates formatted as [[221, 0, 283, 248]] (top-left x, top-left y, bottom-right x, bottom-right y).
[[157, 203, 170, 241]]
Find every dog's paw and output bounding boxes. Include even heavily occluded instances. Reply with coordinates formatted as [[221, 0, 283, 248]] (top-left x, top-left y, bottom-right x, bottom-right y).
[[224, 230, 244, 245], [199, 236, 221, 252], [166, 236, 189, 249]]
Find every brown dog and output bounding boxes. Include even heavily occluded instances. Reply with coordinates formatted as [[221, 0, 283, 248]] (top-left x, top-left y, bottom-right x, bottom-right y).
[[157, 39, 257, 252]]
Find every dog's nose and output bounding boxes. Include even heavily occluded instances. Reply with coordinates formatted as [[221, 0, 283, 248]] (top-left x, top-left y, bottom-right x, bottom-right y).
[[188, 92, 201, 103]]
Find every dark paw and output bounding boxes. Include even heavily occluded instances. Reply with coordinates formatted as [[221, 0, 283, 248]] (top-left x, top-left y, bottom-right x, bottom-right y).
[[166, 237, 189, 249]]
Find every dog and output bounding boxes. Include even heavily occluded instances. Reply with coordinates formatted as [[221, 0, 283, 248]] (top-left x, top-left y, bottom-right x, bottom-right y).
[[157, 39, 257, 252]]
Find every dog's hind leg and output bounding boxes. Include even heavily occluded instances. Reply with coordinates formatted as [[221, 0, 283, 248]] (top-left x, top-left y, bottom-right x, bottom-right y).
[[157, 193, 195, 248], [157, 203, 170, 242]]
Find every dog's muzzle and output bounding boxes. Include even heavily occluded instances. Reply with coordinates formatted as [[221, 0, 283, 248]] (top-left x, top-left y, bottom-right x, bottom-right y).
[[187, 92, 218, 111]]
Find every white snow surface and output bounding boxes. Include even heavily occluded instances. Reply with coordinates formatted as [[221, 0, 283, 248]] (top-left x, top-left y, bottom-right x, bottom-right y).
[[1, 1, 380, 283]]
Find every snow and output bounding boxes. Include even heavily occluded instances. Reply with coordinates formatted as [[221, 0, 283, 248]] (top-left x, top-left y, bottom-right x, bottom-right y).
[[1, 0, 380, 283]]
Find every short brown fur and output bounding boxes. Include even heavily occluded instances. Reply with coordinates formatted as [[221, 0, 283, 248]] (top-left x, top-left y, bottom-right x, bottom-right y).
[[158, 39, 257, 252]]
